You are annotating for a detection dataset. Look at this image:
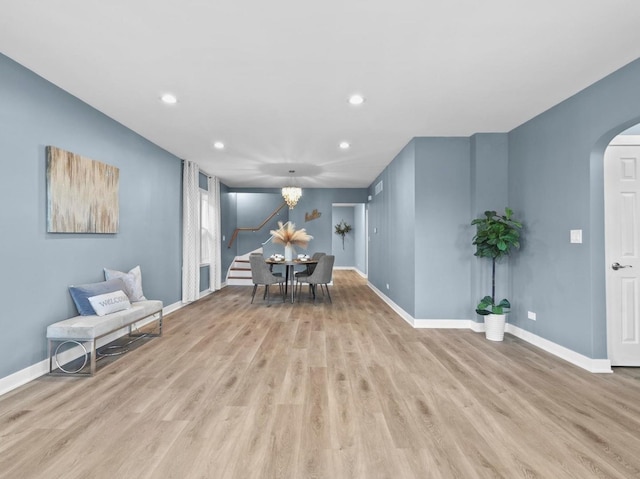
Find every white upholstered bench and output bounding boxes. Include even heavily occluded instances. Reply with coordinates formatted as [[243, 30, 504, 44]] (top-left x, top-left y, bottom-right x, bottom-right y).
[[47, 300, 163, 376]]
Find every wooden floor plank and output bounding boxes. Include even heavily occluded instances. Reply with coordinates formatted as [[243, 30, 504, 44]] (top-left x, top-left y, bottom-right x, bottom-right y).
[[2, 270, 640, 478]]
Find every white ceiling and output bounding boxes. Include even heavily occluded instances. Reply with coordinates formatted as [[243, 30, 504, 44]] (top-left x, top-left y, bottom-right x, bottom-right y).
[[2, 1, 640, 188]]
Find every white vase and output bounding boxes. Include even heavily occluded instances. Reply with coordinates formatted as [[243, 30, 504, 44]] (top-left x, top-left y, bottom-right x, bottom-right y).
[[484, 313, 506, 341], [284, 244, 294, 261]]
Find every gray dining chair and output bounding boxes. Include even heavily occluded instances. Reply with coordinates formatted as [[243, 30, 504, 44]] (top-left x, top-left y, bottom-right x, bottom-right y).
[[294, 252, 325, 287], [249, 255, 286, 304], [297, 254, 335, 303], [251, 252, 283, 276]]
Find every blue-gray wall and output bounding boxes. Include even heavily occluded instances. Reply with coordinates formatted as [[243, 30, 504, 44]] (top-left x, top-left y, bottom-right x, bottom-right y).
[[287, 189, 369, 258], [414, 137, 471, 319], [470, 133, 510, 321], [237, 192, 288, 256], [221, 188, 368, 279], [368, 141, 416, 315], [368, 137, 477, 320], [508, 57, 640, 359], [220, 183, 237, 281], [354, 204, 367, 275], [0, 54, 182, 378], [5, 46, 639, 384], [332, 206, 356, 267], [368, 57, 640, 361]]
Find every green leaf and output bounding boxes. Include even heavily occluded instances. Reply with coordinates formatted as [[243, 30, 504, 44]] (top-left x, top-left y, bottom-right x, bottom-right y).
[[497, 299, 510, 309]]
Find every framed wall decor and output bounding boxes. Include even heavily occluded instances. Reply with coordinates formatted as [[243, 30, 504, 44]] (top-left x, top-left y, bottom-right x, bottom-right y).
[[46, 146, 119, 233]]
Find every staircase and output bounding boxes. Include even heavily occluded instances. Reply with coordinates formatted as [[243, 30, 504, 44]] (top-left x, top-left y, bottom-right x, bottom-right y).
[[226, 249, 261, 286], [225, 202, 288, 286]]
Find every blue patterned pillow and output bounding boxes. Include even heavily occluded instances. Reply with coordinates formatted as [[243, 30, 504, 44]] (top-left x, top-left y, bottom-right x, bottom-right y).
[[69, 278, 127, 316]]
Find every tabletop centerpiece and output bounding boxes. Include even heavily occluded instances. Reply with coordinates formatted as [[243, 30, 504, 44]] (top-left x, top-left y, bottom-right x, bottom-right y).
[[270, 221, 313, 261]]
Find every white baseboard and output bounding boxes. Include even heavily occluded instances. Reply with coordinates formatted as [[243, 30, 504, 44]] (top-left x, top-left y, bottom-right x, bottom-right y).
[[367, 282, 612, 374], [0, 360, 50, 397], [367, 282, 415, 326], [199, 289, 213, 299], [163, 300, 183, 316], [505, 323, 612, 373], [0, 301, 185, 397]]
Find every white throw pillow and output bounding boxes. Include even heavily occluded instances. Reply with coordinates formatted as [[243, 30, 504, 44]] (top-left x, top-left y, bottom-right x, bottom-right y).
[[104, 265, 147, 302], [88, 290, 131, 316]]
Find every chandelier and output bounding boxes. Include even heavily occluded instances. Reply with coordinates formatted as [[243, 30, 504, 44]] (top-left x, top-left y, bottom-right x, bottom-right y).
[[282, 186, 302, 209], [282, 169, 302, 209]]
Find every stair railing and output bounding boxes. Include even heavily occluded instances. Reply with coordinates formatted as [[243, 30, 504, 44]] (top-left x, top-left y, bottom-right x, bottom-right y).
[[227, 201, 287, 248]]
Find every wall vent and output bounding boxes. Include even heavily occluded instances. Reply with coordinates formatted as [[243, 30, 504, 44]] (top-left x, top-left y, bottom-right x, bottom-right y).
[[374, 180, 383, 195]]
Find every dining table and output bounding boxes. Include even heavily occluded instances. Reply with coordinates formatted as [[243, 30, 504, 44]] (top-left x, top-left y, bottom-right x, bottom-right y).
[[265, 257, 318, 303]]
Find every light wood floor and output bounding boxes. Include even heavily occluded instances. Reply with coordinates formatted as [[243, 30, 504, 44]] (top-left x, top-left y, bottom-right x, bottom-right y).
[[2, 271, 640, 478]]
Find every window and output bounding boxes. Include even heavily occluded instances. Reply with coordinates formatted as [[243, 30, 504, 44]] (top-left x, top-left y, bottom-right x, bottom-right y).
[[200, 188, 212, 265]]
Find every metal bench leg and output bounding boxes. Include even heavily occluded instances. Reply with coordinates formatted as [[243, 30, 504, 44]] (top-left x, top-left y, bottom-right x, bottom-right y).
[[129, 311, 163, 338], [48, 339, 54, 374], [90, 340, 97, 376]]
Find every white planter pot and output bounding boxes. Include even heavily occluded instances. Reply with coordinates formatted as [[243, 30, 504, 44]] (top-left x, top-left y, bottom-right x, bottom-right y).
[[484, 313, 506, 341]]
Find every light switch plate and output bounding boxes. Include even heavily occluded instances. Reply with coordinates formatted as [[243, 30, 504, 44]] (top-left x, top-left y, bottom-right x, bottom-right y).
[[570, 229, 582, 244]]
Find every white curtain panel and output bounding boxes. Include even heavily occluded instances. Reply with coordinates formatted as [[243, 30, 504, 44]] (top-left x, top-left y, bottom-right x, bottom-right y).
[[208, 175, 222, 291], [182, 160, 200, 303]]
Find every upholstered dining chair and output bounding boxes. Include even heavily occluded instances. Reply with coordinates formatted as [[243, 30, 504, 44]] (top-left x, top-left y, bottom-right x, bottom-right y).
[[297, 254, 335, 303], [294, 251, 325, 287], [251, 252, 282, 277], [249, 255, 286, 304]]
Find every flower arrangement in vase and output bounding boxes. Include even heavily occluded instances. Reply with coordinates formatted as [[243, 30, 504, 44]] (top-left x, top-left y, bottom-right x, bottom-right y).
[[270, 221, 313, 260]]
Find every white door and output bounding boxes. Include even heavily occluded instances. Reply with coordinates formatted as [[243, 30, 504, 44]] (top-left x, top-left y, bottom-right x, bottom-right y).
[[605, 135, 640, 366]]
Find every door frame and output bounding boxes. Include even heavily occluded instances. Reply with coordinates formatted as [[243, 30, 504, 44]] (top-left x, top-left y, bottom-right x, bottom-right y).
[[604, 134, 640, 364]]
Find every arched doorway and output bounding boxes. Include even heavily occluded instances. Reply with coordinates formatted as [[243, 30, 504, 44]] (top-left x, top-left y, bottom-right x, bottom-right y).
[[604, 123, 640, 365]]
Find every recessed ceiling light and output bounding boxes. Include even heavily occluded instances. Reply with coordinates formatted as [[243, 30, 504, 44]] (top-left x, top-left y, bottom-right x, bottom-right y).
[[161, 93, 177, 104], [213, 141, 225, 150], [348, 94, 365, 105], [339, 141, 350, 149]]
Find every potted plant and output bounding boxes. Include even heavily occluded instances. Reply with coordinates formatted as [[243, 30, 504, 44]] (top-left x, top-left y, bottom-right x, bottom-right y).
[[334, 220, 352, 250], [471, 208, 522, 341]]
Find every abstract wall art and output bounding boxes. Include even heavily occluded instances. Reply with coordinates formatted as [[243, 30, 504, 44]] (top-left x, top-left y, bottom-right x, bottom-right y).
[[46, 146, 119, 233]]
